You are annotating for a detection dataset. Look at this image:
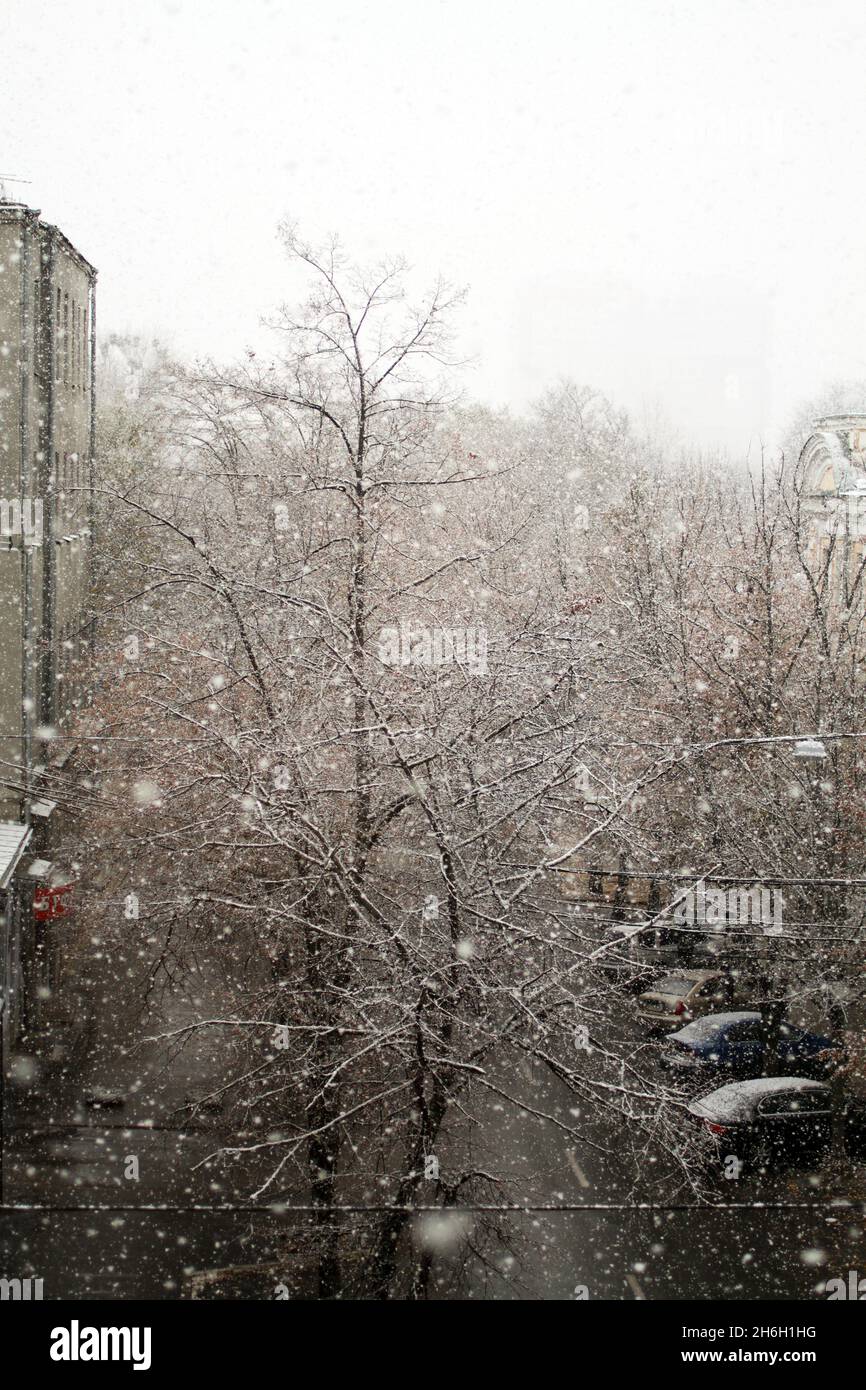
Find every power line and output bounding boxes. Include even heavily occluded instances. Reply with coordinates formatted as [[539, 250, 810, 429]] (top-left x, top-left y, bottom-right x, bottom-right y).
[[532, 867, 866, 887], [0, 1200, 862, 1214]]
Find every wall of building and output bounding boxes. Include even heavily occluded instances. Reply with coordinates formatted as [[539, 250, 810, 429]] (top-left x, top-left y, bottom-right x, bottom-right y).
[[42, 233, 94, 731], [0, 203, 95, 1054], [0, 213, 33, 821], [0, 206, 95, 824]]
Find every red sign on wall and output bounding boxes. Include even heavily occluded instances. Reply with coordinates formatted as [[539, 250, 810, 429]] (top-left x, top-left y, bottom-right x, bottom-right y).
[[33, 882, 74, 921]]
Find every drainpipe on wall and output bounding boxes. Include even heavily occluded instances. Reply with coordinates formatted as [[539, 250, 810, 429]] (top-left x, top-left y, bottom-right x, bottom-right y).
[[40, 232, 56, 732], [18, 212, 33, 830], [87, 273, 97, 659]]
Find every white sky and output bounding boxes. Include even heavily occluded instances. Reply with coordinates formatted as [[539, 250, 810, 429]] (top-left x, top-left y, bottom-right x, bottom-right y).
[[3, 0, 866, 453]]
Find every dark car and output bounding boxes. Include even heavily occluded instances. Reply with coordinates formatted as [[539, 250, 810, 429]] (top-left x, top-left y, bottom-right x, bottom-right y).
[[661, 1012, 845, 1081], [688, 1077, 835, 1171], [843, 1099, 866, 1162]]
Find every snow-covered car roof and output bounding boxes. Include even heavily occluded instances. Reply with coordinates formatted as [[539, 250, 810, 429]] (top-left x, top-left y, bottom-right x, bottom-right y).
[[664, 967, 721, 983], [688, 1076, 828, 1122], [643, 968, 721, 997], [669, 1011, 761, 1041]]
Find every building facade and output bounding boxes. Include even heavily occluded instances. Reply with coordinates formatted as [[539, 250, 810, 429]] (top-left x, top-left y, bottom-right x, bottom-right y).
[[799, 415, 866, 607], [0, 200, 95, 1053]]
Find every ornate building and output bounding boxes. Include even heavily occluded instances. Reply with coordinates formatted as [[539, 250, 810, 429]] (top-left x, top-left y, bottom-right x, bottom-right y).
[[798, 415, 866, 606]]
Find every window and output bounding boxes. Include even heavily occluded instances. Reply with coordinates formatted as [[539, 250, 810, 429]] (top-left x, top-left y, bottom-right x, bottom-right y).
[[696, 980, 721, 998], [758, 1091, 829, 1118], [33, 278, 45, 380], [656, 976, 695, 996], [789, 1092, 832, 1115]]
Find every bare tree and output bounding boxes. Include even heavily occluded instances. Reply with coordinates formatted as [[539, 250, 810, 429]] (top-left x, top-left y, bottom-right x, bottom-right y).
[[68, 235, 711, 1299]]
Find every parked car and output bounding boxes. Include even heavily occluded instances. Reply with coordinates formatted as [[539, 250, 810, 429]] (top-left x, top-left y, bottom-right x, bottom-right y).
[[843, 1098, 866, 1161], [660, 1012, 845, 1081], [635, 967, 751, 1029], [598, 925, 725, 994], [596, 924, 660, 992], [688, 1076, 835, 1170]]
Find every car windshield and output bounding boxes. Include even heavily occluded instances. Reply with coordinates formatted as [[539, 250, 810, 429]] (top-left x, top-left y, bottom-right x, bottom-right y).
[[655, 976, 698, 995]]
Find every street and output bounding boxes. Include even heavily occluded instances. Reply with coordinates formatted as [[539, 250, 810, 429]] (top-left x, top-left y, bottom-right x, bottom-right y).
[[4, 897, 865, 1300]]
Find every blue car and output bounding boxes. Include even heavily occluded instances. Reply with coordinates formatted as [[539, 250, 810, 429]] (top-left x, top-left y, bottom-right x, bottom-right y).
[[661, 1011, 845, 1081]]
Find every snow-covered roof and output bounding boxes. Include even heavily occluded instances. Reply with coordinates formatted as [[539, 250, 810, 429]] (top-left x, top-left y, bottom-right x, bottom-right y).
[[0, 821, 32, 890], [688, 1075, 827, 1122], [26, 858, 54, 880], [679, 1010, 761, 1030], [656, 967, 720, 985]]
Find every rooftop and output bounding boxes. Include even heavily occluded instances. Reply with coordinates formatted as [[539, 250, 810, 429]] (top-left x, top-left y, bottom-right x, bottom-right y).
[[0, 821, 32, 890], [0, 199, 96, 279]]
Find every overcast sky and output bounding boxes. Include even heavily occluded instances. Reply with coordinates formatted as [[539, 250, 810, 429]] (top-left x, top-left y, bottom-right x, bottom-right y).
[[3, 0, 866, 454]]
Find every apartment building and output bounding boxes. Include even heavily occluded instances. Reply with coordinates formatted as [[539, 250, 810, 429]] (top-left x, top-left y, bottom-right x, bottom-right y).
[[0, 199, 95, 1053]]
